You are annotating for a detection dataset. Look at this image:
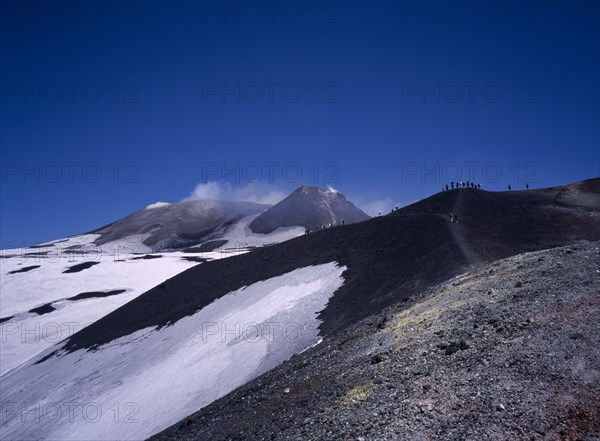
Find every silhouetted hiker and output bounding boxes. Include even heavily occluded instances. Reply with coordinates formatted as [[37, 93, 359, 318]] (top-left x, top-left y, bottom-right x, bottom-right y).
[[342, 220, 345, 225], [445, 184, 449, 191], [451, 182, 454, 189], [508, 184, 512, 191], [378, 211, 381, 217], [526, 183, 529, 190], [477, 183, 481, 189]]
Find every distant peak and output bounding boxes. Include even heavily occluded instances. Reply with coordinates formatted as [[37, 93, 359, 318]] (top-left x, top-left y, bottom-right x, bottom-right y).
[[295, 185, 320, 192], [249, 185, 368, 233], [294, 185, 342, 196]]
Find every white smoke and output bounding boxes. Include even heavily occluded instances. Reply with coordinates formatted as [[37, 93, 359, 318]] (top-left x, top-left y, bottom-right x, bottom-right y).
[[183, 181, 287, 205], [360, 198, 394, 216], [347, 193, 403, 217]]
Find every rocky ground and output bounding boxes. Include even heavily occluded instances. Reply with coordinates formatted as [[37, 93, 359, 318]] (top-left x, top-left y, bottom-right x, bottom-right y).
[[150, 241, 600, 441]]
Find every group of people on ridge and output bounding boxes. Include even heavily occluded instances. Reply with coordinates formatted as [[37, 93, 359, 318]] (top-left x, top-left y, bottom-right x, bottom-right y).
[[442, 181, 481, 192], [443, 182, 531, 192]]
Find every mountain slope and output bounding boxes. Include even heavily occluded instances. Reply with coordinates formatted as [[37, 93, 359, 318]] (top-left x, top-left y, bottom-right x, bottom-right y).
[[0, 263, 347, 441], [0, 206, 304, 377], [1, 185, 372, 376], [249, 186, 370, 234], [150, 241, 600, 441], [61, 178, 600, 352], [0, 192, 315, 374], [2, 178, 598, 440], [88, 199, 270, 251]]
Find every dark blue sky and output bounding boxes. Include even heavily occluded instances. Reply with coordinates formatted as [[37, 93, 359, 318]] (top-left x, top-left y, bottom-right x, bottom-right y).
[[1, 0, 599, 247]]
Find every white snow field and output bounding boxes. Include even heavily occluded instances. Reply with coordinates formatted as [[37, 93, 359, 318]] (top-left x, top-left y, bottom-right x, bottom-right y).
[[0, 233, 198, 376], [216, 216, 305, 251], [0, 219, 304, 376], [0, 263, 346, 441]]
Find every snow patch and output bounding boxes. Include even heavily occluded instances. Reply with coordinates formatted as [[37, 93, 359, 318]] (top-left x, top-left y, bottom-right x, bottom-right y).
[[218, 214, 305, 251], [0, 262, 346, 441], [0, 250, 200, 375]]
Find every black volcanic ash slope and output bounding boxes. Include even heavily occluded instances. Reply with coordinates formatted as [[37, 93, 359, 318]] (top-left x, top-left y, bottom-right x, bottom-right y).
[[249, 186, 371, 233], [400, 178, 600, 263], [150, 242, 600, 441], [53, 178, 600, 356]]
